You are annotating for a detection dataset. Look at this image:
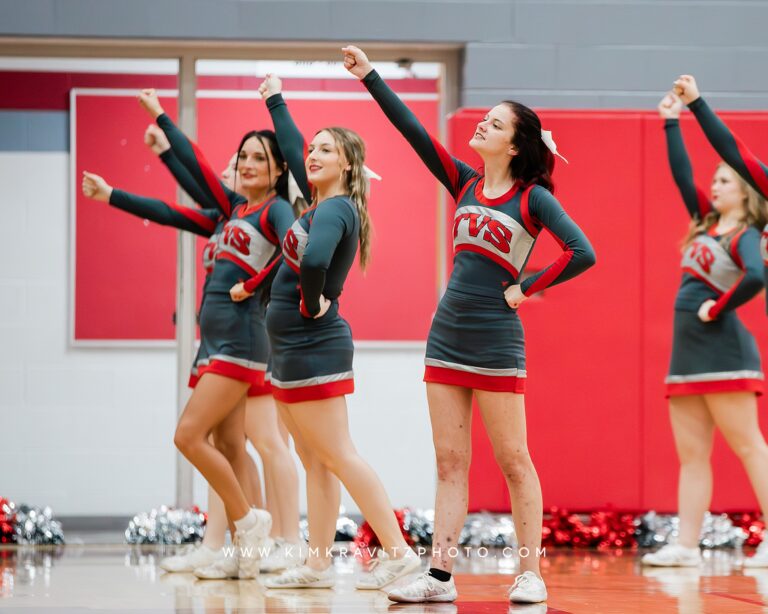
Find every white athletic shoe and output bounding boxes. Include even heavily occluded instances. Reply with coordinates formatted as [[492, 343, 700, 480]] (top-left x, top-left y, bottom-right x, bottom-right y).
[[261, 540, 308, 573], [387, 571, 457, 603], [262, 564, 335, 589], [356, 548, 422, 590], [235, 509, 272, 579], [194, 550, 239, 580], [508, 571, 547, 604], [641, 544, 702, 567], [744, 539, 768, 568], [159, 544, 219, 573]]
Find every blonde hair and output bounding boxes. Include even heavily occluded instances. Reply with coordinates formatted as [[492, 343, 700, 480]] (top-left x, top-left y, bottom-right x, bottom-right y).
[[683, 162, 768, 249], [313, 126, 372, 271]]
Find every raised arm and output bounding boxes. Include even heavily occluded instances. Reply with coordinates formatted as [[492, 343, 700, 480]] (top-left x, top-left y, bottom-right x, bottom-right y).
[[81, 171, 219, 237], [707, 228, 764, 319], [138, 89, 244, 217], [519, 186, 596, 297], [675, 75, 768, 199], [259, 75, 313, 204], [343, 45, 477, 201], [658, 93, 712, 219]]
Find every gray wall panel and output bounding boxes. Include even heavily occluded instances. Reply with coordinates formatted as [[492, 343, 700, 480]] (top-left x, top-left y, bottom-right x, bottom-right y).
[[514, 1, 768, 47], [464, 43, 557, 90], [1, 0, 767, 110], [0, 111, 68, 151]]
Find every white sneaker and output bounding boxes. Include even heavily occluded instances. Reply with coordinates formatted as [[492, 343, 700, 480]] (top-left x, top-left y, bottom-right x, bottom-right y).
[[641, 544, 702, 567], [508, 571, 547, 604], [234, 509, 272, 579], [356, 548, 422, 590], [159, 544, 218, 573], [387, 571, 457, 603], [744, 539, 768, 568], [261, 540, 308, 573], [194, 550, 239, 580], [262, 564, 335, 589]]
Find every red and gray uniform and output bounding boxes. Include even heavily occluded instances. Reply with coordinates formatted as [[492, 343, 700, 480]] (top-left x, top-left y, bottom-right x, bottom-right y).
[[361, 69, 595, 392], [264, 93, 361, 402], [156, 114, 295, 389], [663, 118, 763, 396], [686, 97, 768, 309]]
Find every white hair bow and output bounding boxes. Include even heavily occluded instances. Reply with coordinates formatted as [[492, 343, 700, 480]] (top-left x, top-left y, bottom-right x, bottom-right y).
[[541, 130, 569, 164]]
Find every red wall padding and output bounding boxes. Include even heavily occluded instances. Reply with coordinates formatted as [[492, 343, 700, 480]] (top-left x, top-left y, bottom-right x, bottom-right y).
[[73, 87, 439, 341], [453, 109, 768, 512]]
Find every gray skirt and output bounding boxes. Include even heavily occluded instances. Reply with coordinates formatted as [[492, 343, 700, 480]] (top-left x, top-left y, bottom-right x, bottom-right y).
[[666, 310, 763, 397]]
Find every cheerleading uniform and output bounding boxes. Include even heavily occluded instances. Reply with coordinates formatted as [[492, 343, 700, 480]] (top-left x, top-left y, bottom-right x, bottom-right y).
[[686, 97, 768, 309], [663, 118, 764, 397], [361, 69, 595, 392], [155, 115, 295, 389], [264, 93, 360, 403]]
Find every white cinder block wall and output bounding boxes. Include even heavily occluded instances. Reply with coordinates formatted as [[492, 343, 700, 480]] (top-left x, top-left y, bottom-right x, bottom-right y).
[[0, 151, 435, 516]]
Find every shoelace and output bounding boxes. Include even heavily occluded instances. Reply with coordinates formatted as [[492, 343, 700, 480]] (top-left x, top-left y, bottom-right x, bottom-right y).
[[366, 552, 391, 577], [510, 573, 532, 592], [275, 566, 318, 585], [407, 574, 437, 595]]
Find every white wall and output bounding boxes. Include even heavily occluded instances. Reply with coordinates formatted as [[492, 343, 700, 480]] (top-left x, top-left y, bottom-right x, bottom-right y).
[[0, 151, 435, 517]]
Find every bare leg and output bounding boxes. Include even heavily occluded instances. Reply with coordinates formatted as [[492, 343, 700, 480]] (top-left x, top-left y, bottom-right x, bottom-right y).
[[669, 395, 714, 548], [246, 395, 301, 543], [424, 383, 473, 574], [284, 396, 411, 559], [173, 373, 252, 521], [707, 392, 768, 517], [278, 401, 340, 571], [476, 390, 541, 576]]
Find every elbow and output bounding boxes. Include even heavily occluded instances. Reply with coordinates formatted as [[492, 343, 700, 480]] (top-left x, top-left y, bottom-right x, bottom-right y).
[[578, 244, 597, 271], [745, 270, 764, 294]]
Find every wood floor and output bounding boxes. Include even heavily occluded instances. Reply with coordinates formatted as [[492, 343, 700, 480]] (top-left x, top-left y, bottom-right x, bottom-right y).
[[1, 545, 767, 613]]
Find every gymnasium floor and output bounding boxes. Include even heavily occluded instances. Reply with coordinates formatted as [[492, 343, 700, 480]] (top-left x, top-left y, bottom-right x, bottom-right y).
[[2, 545, 767, 613]]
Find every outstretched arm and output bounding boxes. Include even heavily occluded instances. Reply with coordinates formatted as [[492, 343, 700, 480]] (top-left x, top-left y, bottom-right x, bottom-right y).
[[260, 74, 313, 204], [343, 45, 477, 201], [675, 75, 768, 199], [658, 92, 712, 219], [81, 171, 219, 237], [139, 88, 245, 216]]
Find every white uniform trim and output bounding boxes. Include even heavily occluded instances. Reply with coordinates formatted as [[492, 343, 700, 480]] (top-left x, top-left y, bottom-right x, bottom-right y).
[[200, 355, 268, 371], [270, 371, 354, 389], [665, 370, 764, 384], [425, 358, 527, 378]]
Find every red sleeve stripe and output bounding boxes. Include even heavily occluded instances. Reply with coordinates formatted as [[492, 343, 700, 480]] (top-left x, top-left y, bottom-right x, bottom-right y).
[[429, 134, 459, 199], [189, 140, 233, 216], [735, 137, 768, 199], [695, 188, 712, 219], [519, 186, 541, 237], [708, 272, 744, 319], [165, 202, 217, 234], [259, 201, 279, 245], [523, 228, 572, 296], [729, 228, 747, 270], [243, 255, 283, 294]]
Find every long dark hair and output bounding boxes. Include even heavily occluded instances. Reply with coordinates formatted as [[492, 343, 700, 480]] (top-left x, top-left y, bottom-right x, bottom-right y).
[[232, 130, 288, 305], [233, 129, 289, 202], [502, 101, 555, 194]]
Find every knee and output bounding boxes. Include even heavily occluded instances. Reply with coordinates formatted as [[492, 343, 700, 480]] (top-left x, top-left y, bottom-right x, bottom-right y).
[[676, 442, 712, 465], [214, 434, 247, 463], [249, 433, 283, 460], [729, 437, 768, 462], [435, 447, 471, 480], [493, 447, 533, 486], [174, 421, 200, 457]]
